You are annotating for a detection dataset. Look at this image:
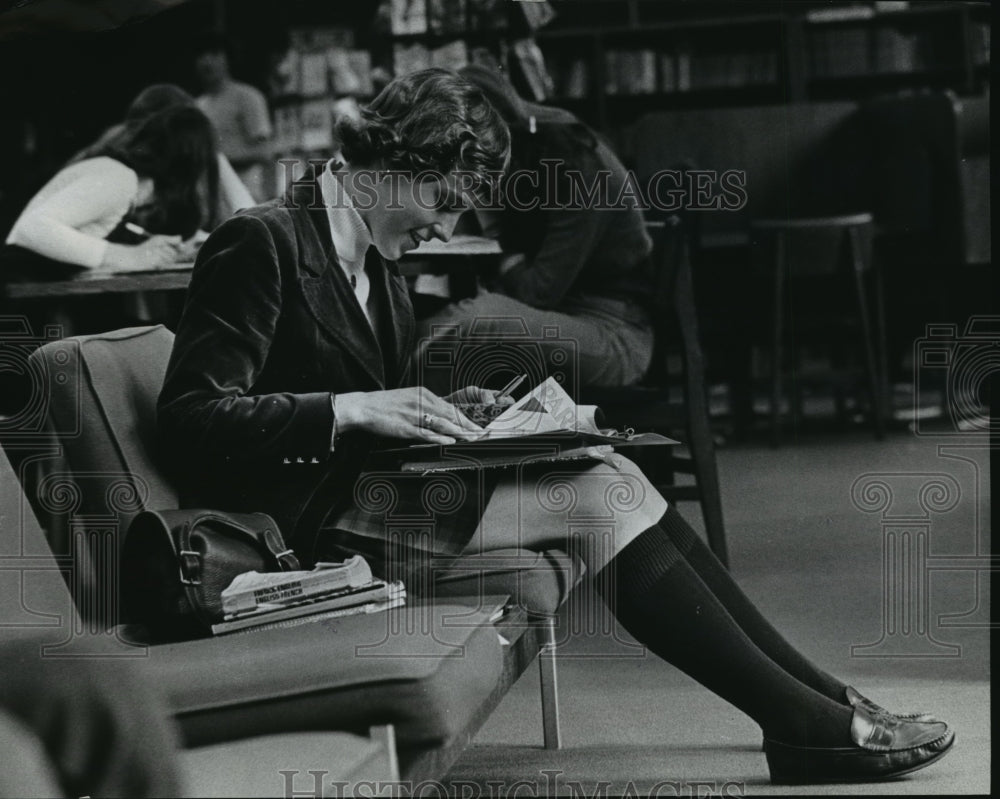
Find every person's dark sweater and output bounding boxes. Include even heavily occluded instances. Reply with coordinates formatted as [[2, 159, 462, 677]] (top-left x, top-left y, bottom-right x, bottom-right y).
[[492, 105, 653, 310]]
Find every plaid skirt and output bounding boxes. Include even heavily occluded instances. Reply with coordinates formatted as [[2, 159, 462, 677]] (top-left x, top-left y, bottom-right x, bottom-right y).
[[315, 459, 605, 591], [316, 466, 500, 590]]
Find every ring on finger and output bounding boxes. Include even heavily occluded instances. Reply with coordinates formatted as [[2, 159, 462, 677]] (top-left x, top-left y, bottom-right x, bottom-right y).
[[422, 413, 436, 428]]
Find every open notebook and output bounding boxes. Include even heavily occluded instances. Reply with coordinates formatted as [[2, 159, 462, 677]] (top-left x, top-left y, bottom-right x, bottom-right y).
[[380, 377, 677, 473]]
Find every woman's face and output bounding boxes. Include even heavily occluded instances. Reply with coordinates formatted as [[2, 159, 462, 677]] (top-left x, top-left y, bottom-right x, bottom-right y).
[[359, 170, 467, 261]]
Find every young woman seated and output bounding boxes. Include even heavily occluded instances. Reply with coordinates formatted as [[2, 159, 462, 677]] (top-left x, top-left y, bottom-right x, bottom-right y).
[[156, 68, 954, 787]]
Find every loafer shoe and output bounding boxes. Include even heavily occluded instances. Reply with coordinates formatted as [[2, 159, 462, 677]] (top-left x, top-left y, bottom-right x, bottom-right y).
[[764, 705, 955, 785], [761, 687, 941, 753], [846, 685, 939, 723]]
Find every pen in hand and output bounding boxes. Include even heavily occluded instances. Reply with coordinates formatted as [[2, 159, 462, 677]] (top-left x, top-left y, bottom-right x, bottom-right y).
[[496, 373, 527, 402]]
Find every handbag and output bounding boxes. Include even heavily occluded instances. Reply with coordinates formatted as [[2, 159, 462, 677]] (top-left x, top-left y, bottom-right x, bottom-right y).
[[122, 508, 301, 638]]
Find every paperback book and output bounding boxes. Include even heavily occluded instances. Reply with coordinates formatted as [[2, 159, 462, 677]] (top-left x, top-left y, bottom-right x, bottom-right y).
[[221, 554, 374, 616], [213, 578, 405, 635]]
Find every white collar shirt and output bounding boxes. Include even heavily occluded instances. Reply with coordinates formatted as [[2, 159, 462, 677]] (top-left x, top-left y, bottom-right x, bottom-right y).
[[319, 158, 374, 328]]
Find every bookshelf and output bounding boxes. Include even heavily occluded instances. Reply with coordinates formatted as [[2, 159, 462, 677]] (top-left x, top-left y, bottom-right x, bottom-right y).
[[534, 1, 990, 134], [269, 26, 375, 161], [218, 0, 988, 171], [259, 0, 537, 190]]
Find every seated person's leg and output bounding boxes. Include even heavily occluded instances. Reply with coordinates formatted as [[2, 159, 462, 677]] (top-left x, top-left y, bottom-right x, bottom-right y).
[[463, 454, 665, 575], [461, 457, 952, 780], [414, 291, 650, 394]]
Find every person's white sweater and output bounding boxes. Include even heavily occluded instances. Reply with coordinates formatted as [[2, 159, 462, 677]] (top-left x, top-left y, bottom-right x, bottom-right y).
[[6, 157, 152, 268]]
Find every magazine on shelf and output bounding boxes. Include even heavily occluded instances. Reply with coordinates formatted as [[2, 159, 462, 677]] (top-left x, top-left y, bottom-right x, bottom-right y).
[[378, 377, 677, 473]]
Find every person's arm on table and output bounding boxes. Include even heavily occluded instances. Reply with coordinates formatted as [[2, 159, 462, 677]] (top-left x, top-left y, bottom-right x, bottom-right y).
[[7, 159, 182, 271]]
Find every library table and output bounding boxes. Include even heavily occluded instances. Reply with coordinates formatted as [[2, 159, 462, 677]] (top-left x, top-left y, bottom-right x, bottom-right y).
[[2, 235, 502, 301]]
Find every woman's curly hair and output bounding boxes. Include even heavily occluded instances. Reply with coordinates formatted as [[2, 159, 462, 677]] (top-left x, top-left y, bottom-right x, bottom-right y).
[[336, 68, 510, 197]]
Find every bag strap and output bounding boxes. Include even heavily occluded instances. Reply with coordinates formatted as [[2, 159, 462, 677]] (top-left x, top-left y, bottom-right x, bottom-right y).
[[177, 511, 301, 581], [130, 508, 301, 588]]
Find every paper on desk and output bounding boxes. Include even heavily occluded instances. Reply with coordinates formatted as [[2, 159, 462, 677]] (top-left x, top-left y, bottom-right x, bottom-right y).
[[480, 377, 603, 439]]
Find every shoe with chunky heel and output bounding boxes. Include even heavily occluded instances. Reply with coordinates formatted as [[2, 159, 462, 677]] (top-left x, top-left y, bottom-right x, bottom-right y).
[[764, 705, 955, 785]]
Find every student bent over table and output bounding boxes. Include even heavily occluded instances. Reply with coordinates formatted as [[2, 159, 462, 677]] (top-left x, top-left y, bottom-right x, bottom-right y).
[[415, 64, 657, 392]]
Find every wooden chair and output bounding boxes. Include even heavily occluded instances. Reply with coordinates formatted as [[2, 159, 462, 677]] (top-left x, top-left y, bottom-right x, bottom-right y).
[[584, 215, 728, 567]]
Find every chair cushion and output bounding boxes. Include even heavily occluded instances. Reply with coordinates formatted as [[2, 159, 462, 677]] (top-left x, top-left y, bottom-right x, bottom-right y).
[[130, 602, 504, 749], [6, 446, 506, 754]]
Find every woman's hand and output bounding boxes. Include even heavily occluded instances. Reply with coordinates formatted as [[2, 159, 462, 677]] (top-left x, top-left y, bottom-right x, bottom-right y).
[[444, 386, 516, 408], [101, 235, 182, 272], [336, 388, 485, 445], [174, 237, 202, 263]]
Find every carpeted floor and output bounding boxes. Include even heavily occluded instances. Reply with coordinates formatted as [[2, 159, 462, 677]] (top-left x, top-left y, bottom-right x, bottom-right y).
[[446, 429, 991, 796]]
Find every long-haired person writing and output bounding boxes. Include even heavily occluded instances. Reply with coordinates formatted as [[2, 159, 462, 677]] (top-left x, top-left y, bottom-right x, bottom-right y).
[[4, 104, 219, 275], [70, 83, 255, 226]]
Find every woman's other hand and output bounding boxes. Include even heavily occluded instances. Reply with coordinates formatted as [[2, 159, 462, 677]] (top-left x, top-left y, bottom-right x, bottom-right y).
[[101, 235, 182, 272], [444, 386, 516, 408], [336, 387, 486, 444], [174, 237, 202, 263]]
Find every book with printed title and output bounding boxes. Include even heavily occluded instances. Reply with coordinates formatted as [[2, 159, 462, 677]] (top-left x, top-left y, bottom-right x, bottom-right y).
[[212, 579, 406, 635]]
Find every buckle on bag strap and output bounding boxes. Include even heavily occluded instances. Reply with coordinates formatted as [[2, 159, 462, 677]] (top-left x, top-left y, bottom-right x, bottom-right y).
[[262, 526, 301, 571], [178, 549, 202, 585], [274, 548, 298, 568]]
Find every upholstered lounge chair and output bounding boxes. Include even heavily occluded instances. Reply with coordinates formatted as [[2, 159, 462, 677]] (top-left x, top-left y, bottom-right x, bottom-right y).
[[4, 325, 584, 783]]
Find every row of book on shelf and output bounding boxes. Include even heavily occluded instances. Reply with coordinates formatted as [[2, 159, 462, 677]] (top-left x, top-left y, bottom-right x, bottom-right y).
[[273, 27, 374, 99], [394, 38, 553, 102], [393, 40, 471, 75], [808, 27, 953, 77], [549, 49, 780, 99], [386, 0, 549, 36]]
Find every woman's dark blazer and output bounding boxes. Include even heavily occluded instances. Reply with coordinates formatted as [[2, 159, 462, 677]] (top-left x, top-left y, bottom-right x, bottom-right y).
[[157, 173, 415, 552]]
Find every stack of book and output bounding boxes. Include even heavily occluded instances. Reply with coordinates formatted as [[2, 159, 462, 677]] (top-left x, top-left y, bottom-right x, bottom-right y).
[[212, 555, 406, 635]]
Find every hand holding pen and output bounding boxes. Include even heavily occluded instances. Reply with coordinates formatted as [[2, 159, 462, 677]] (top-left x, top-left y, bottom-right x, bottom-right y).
[[442, 374, 526, 410], [100, 222, 189, 272], [495, 373, 527, 402]]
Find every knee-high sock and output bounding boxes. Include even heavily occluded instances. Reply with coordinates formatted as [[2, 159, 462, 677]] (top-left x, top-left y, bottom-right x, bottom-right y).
[[597, 522, 854, 746], [656, 506, 848, 704]]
